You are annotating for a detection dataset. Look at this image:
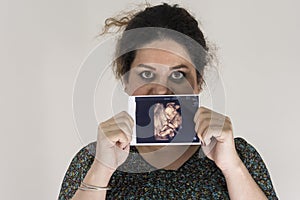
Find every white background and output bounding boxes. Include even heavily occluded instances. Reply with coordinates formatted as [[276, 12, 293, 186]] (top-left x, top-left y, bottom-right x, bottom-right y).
[[1, 0, 299, 199]]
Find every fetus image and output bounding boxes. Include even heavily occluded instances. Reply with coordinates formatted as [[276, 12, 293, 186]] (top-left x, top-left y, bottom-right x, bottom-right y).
[[153, 102, 182, 140]]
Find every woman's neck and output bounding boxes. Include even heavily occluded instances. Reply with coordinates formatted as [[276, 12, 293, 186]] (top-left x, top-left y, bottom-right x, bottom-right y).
[[136, 145, 200, 170]]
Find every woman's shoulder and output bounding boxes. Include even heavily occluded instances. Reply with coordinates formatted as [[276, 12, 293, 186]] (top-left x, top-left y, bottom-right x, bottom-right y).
[[71, 141, 96, 163], [234, 137, 262, 164], [63, 141, 97, 179], [234, 137, 250, 151], [58, 142, 96, 199], [233, 137, 261, 160], [64, 142, 97, 179], [233, 137, 278, 198], [233, 137, 271, 182]]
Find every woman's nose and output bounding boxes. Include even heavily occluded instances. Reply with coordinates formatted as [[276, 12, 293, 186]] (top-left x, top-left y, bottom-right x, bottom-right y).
[[151, 83, 173, 95]]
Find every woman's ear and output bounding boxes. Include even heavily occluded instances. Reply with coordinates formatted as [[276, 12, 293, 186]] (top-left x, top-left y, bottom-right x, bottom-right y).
[[121, 76, 128, 93], [195, 84, 202, 94], [193, 83, 202, 94], [197, 78, 206, 94]]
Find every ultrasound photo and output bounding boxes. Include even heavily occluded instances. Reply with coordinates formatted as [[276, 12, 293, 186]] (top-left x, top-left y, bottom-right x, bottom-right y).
[[133, 95, 200, 144], [153, 102, 182, 140]]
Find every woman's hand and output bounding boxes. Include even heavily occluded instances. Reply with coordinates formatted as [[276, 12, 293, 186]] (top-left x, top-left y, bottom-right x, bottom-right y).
[[94, 111, 134, 172], [194, 106, 242, 173]]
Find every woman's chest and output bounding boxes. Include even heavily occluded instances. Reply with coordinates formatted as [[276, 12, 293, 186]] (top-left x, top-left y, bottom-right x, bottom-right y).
[[107, 168, 230, 199]]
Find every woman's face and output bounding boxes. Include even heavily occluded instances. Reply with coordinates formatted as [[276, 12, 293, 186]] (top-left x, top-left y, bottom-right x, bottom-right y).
[[124, 40, 201, 96]]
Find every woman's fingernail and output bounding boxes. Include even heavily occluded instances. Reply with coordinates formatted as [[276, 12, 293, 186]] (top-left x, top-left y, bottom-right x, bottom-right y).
[[200, 139, 205, 146], [122, 145, 128, 150]]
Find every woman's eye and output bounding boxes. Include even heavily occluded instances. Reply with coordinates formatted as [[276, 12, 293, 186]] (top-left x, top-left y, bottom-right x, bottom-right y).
[[170, 71, 185, 80], [140, 71, 155, 80]]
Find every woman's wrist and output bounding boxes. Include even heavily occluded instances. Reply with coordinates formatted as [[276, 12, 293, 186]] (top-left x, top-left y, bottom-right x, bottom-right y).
[[91, 159, 115, 174], [82, 159, 115, 187], [221, 157, 244, 178]]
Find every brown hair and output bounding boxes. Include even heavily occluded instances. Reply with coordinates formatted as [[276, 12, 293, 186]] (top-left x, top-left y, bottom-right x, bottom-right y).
[[101, 3, 214, 88]]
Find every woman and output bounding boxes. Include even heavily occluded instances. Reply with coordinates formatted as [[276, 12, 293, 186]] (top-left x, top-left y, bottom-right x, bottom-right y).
[[59, 3, 278, 199]]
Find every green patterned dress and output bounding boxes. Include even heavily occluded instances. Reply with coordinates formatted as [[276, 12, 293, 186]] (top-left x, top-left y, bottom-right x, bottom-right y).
[[58, 137, 278, 199]]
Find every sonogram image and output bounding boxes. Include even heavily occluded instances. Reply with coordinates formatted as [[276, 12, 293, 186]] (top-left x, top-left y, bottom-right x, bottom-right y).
[[135, 95, 199, 144], [153, 102, 182, 140]]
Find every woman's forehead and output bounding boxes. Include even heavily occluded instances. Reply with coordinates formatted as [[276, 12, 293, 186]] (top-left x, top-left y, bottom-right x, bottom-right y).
[[132, 40, 194, 69]]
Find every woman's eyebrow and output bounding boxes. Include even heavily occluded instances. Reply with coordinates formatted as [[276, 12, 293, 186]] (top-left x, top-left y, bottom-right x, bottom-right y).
[[170, 64, 190, 70], [136, 64, 156, 70], [137, 64, 190, 70]]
